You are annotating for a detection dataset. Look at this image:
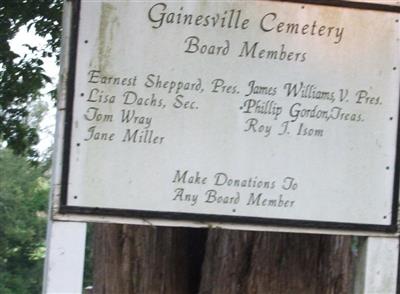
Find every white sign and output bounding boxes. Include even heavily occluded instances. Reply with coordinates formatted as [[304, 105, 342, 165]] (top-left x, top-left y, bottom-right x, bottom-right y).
[[59, 0, 400, 232]]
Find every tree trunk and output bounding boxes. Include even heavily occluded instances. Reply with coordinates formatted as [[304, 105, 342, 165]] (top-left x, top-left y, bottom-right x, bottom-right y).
[[199, 230, 353, 294], [93, 224, 206, 294], [93, 225, 354, 294]]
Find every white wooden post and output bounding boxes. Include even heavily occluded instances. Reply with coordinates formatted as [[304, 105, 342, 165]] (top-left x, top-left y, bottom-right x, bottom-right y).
[[363, 237, 399, 294], [355, 236, 399, 294], [42, 0, 88, 292], [42, 221, 87, 294]]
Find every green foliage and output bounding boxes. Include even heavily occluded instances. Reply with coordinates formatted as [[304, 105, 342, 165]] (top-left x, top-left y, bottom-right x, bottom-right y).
[[0, 0, 62, 158], [0, 148, 49, 293]]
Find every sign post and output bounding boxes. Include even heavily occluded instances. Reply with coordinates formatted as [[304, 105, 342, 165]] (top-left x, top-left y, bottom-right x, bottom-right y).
[[354, 237, 399, 293], [42, 221, 86, 294], [43, 2, 87, 293]]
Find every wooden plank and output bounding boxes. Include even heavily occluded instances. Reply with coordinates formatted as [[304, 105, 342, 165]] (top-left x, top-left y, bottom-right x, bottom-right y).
[[354, 237, 399, 293], [42, 1, 88, 292], [42, 221, 87, 294]]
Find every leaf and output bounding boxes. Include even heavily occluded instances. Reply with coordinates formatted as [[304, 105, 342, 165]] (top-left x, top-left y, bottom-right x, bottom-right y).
[[0, 0, 62, 158]]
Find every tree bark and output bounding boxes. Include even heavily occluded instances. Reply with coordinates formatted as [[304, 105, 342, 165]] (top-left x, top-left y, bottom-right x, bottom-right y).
[[93, 224, 206, 294], [199, 230, 353, 294], [93, 225, 354, 294]]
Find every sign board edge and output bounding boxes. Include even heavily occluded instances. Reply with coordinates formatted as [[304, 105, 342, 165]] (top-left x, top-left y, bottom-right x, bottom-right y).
[[56, 0, 400, 235]]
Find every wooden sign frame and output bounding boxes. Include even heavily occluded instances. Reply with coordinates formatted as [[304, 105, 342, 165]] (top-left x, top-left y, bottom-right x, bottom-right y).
[[53, 0, 400, 236]]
